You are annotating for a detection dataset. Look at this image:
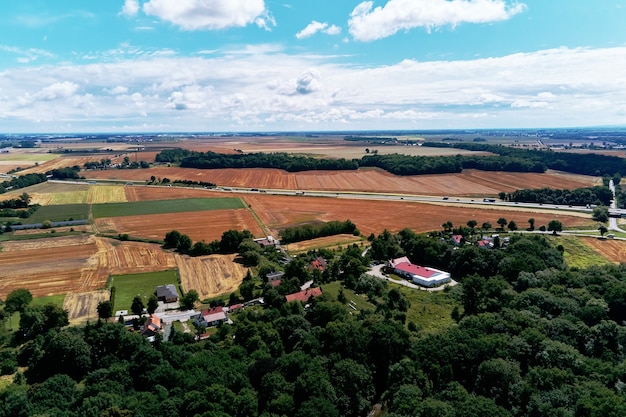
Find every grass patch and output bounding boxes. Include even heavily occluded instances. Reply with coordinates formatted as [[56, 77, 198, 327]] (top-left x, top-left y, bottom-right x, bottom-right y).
[[172, 320, 186, 333], [31, 294, 66, 308], [26, 204, 89, 223], [109, 270, 180, 312], [0, 230, 85, 242], [321, 281, 375, 313], [396, 283, 459, 335], [551, 235, 612, 269], [0, 154, 57, 162], [92, 198, 244, 218]]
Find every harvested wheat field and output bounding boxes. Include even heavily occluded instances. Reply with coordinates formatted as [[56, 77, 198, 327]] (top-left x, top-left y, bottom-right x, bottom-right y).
[[286, 234, 364, 253], [582, 237, 626, 263], [84, 167, 597, 196], [95, 209, 264, 242], [244, 194, 593, 237], [124, 185, 232, 201], [1, 235, 246, 307], [0, 181, 90, 205], [63, 290, 110, 324], [176, 254, 248, 300], [87, 185, 128, 204], [0, 235, 99, 298]]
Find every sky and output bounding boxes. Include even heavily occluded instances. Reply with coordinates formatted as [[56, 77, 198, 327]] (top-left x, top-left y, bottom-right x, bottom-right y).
[[0, 0, 625, 133]]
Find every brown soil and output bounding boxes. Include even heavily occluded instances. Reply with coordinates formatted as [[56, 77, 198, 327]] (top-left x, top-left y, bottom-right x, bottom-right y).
[[582, 237, 626, 263], [95, 209, 264, 242]]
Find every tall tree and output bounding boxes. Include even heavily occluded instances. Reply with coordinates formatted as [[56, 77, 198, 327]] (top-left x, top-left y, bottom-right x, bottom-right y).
[[131, 295, 144, 316], [97, 301, 113, 319], [548, 220, 563, 235]]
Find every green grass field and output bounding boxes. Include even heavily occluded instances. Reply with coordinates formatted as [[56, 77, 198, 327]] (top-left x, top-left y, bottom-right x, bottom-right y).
[[26, 204, 89, 223], [551, 235, 612, 269], [30, 294, 66, 308], [108, 270, 180, 313], [397, 283, 460, 334], [91, 197, 244, 218], [321, 281, 375, 313]]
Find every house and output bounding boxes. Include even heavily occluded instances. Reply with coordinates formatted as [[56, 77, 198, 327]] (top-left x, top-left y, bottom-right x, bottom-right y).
[[386, 256, 451, 288], [309, 257, 327, 271], [254, 236, 279, 247], [450, 235, 464, 246], [156, 284, 179, 303], [267, 271, 284, 287], [140, 314, 162, 337], [196, 306, 227, 327], [228, 303, 244, 313], [286, 287, 323, 303], [477, 239, 494, 249]]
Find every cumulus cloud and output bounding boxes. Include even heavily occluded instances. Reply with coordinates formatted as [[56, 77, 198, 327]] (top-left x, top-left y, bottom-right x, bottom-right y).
[[120, 0, 140, 17], [349, 0, 527, 41], [296, 21, 341, 39], [36, 82, 80, 100], [142, 0, 273, 30], [295, 70, 321, 95]]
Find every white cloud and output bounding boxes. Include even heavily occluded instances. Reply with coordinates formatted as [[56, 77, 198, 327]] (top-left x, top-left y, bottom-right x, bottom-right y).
[[120, 0, 140, 17], [296, 21, 342, 39], [36, 82, 80, 101], [349, 0, 527, 41], [142, 0, 272, 30], [1, 46, 626, 131]]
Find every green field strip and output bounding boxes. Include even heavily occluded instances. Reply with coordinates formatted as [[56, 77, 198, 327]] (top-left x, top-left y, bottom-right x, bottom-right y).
[[91, 197, 244, 218], [109, 269, 179, 313], [25, 204, 90, 223]]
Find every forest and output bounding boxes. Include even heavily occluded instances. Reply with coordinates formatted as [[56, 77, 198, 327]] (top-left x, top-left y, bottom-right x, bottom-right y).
[[2, 227, 626, 416], [154, 149, 548, 176], [503, 186, 613, 206], [278, 220, 359, 244], [0, 173, 47, 194]]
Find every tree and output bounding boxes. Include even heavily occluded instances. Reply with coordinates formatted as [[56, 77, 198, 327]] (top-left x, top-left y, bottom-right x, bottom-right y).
[[131, 295, 144, 316], [598, 225, 608, 236], [548, 220, 563, 235], [442, 221, 453, 233], [164, 230, 182, 248], [467, 220, 477, 234], [4, 288, 32, 315], [592, 206, 609, 223], [497, 217, 508, 230], [97, 301, 113, 319], [19, 192, 31, 206], [180, 289, 199, 310], [528, 218, 535, 231], [482, 222, 492, 232], [507, 220, 518, 231], [176, 234, 192, 253], [147, 294, 159, 315]]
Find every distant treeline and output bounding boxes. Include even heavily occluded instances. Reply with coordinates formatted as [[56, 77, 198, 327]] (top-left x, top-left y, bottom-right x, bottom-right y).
[[46, 166, 82, 180], [156, 149, 359, 172], [171, 179, 216, 188], [279, 219, 359, 244], [424, 142, 626, 176], [504, 186, 613, 206], [0, 173, 47, 194], [155, 148, 547, 176], [343, 136, 397, 142]]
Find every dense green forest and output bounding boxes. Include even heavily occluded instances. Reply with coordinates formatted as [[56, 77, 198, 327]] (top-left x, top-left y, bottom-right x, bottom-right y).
[[425, 142, 626, 177], [503, 186, 613, 206], [153, 148, 548, 176], [2, 229, 626, 416]]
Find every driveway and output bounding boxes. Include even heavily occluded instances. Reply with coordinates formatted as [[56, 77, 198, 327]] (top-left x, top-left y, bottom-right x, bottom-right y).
[[366, 265, 457, 292]]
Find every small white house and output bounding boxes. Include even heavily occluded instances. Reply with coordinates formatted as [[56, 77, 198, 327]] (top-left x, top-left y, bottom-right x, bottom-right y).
[[387, 256, 451, 288]]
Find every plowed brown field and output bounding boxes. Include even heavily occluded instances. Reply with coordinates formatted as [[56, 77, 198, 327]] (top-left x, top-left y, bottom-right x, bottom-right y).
[[84, 167, 597, 196], [95, 208, 264, 242], [244, 194, 592, 237], [582, 237, 626, 263]]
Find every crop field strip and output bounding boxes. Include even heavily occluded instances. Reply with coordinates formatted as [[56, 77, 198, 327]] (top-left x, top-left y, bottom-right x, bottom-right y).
[[91, 197, 244, 218]]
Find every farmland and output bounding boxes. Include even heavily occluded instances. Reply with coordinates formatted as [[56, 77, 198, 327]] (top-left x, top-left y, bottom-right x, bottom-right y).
[[91, 197, 244, 218], [244, 193, 593, 237], [0, 134, 622, 325]]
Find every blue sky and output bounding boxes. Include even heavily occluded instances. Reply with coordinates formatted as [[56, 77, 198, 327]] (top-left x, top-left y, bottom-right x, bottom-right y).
[[0, 0, 625, 133]]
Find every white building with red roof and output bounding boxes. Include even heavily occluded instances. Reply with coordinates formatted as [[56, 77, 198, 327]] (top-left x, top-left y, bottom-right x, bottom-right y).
[[387, 256, 451, 288]]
